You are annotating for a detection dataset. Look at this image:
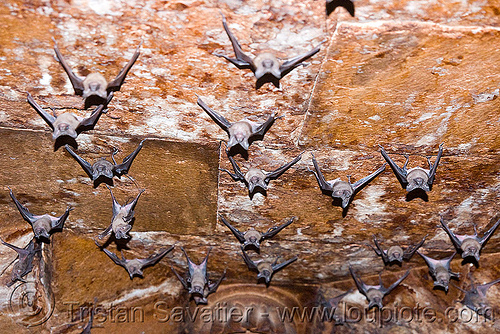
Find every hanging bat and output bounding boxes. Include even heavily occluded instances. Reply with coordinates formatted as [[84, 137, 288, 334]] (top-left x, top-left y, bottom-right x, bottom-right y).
[[326, 0, 355, 17], [80, 298, 98, 334], [349, 266, 410, 309], [379, 143, 444, 192], [27, 92, 113, 142], [98, 186, 145, 240], [170, 247, 226, 305], [97, 241, 174, 279], [454, 273, 500, 319], [310, 153, 386, 209], [316, 288, 353, 324], [440, 217, 500, 263], [370, 234, 427, 265], [417, 251, 459, 291], [220, 152, 303, 194], [219, 214, 294, 251], [8, 187, 72, 241], [65, 139, 145, 187], [53, 39, 141, 108], [0, 237, 41, 287], [241, 246, 297, 285], [197, 96, 280, 150], [214, 13, 324, 88]]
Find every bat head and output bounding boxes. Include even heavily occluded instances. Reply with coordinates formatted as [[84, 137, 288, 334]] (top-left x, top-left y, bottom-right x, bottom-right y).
[[254, 53, 281, 79], [461, 239, 481, 262], [127, 266, 144, 279], [257, 269, 272, 284], [434, 271, 451, 291], [193, 295, 208, 305], [332, 189, 352, 209], [366, 288, 384, 309], [406, 168, 430, 192], [248, 175, 267, 193], [83, 73, 108, 100], [189, 283, 205, 296], [244, 235, 260, 249], [92, 159, 114, 180], [53, 122, 78, 140], [387, 245, 404, 263], [34, 227, 51, 240]]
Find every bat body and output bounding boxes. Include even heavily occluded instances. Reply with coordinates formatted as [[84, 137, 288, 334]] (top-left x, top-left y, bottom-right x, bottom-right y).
[[0, 237, 40, 287], [440, 217, 500, 263], [417, 251, 459, 291], [219, 214, 294, 250], [54, 40, 141, 108], [349, 266, 410, 309], [9, 187, 72, 240], [310, 154, 386, 209], [28, 92, 112, 142], [215, 13, 324, 88], [171, 247, 226, 305], [99, 243, 174, 279], [456, 274, 500, 318], [197, 97, 279, 150], [65, 139, 145, 187], [371, 235, 427, 265], [241, 247, 297, 284], [379, 144, 444, 192], [221, 152, 302, 193], [326, 0, 355, 17], [98, 187, 144, 240]]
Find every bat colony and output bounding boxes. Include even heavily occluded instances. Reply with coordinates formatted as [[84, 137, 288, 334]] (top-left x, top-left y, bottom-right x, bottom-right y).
[[1, 1, 499, 331]]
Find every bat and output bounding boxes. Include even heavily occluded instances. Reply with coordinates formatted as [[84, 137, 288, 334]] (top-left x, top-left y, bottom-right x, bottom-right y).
[[170, 247, 226, 305], [53, 39, 141, 108], [8, 187, 73, 241], [98, 186, 145, 240], [27, 92, 113, 142], [349, 266, 410, 309], [370, 234, 427, 265], [417, 251, 459, 291], [310, 153, 386, 209], [214, 13, 324, 88], [241, 246, 297, 285], [197, 96, 280, 150], [454, 273, 500, 319], [440, 217, 500, 263], [326, 0, 355, 17], [65, 139, 146, 187], [379, 143, 444, 192], [97, 241, 174, 279], [316, 289, 353, 324], [219, 214, 294, 250], [220, 151, 303, 194], [0, 237, 41, 287]]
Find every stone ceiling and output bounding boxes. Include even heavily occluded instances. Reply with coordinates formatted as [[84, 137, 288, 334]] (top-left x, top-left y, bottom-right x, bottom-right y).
[[0, 0, 499, 333]]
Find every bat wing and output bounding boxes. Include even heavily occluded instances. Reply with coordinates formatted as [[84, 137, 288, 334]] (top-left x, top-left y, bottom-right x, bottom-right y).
[[477, 278, 500, 297], [102, 248, 127, 268], [65, 145, 94, 179], [262, 217, 295, 240], [171, 266, 189, 289], [265, 152, 303, 181], [427, 143, 444, 186], [479, 217, 500, 245], [403, 234, 427, 260], [379, 145, 408, 188], [197, 96, 232, 132], [0, 237, 30, 257], [381, 270, 410, 295], [113, 139, 145, 176], [351, 163, 386, 194], [440, 217, 462, 249], [207, 269, 226, 294], [8, 187, 37, 225], [311, 153, 334, 192], [138, 245, 175, 269], [53, 40, 85, 95], [76, 92, 113, 131], [50, 206, 73, 230], [349, 266, 368, 296], [272, 256, 297, 273], [326, 0, 355, 17], [251, 112, 278, 137], [279, 42, 323, 78], [98, 223, 113, 240], [371, 236, 389, 263], [27, 93, 56, 130], [226, 154, 246, 181], [122, 189, 145, 220], [241, 247, 258, 271], [219, 13, 254, 69], [107, 41, 142, 92], [219, 214, 245, 243]]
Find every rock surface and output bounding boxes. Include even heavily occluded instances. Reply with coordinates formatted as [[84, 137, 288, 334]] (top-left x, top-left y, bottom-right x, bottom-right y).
[[0, 0, 499, 333]]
